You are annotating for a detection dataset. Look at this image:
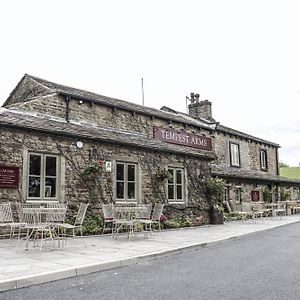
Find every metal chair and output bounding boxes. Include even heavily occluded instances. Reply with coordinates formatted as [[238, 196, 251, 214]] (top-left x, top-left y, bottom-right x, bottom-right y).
[[274, 202, 286, 219], [0, 202, 25, 240], [58, 203, 89, 245], [150, 203, 164, 233], [138, 204, 153, 237], [102, 203, 115, 235], [113, 204, 142, 239], [19, 205, 57, 251]]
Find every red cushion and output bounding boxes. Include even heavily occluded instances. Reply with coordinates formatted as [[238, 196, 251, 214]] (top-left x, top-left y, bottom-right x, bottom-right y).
[[105, 217, 114, 220]]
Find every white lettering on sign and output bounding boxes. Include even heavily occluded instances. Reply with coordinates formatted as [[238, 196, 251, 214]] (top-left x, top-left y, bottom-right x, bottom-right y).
[[153, 126, 212, 151]]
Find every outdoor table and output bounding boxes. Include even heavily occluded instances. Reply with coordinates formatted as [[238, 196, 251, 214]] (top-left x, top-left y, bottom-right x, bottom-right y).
[[284, 201, 296, 214], [113, 205, 144, 239], [21, 207, 67, 251], [264, 203, 278, 217]]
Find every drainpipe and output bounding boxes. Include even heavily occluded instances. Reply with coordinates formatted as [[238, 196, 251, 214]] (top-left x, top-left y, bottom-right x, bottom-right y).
[[65, 95, 70, 123], [275, 147, 279, 176]]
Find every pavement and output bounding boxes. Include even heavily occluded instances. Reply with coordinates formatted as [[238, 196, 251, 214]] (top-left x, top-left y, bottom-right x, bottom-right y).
[[1, 215, 300, 292]]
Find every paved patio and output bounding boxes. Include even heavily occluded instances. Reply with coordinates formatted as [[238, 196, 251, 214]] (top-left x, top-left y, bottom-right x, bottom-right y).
[[1, 215, 300, 292]]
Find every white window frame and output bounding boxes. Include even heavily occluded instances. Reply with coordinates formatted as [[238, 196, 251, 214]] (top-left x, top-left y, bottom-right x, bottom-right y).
[[224, 187, 230, 203], [167, 167, 185, 204], [27, 153, 59, 201], [260, 149, 268, 171], [235, 187, 242, 203], [115, 162, 137, 202], [230, 142, 240, 167]]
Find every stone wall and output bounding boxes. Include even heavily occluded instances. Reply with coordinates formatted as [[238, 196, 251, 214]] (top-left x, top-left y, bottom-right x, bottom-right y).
[[0, 127, 212, 221], [214, 131, 278, 175]]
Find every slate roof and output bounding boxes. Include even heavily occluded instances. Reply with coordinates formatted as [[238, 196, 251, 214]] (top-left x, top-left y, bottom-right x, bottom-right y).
[[0, 108, 215, 160], [7, 74, 216, 131], [212, 164, 300, 185], [4, 74, 279, 147], [216, 124, 279, 147]]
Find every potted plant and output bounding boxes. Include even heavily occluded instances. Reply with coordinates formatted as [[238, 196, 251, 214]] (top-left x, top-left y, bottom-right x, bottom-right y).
[[204, 177, 225, 224]]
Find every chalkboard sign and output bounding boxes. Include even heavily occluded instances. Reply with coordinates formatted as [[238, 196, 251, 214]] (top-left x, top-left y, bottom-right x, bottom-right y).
[[0, 165, 20, 188]]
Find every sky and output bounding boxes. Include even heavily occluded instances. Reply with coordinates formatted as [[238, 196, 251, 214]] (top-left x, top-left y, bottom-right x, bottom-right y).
[[0, 0, 300, 166]]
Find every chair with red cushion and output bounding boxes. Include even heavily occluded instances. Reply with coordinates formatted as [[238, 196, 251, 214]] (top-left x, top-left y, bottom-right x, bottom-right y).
[[102, 203, 115, 235]]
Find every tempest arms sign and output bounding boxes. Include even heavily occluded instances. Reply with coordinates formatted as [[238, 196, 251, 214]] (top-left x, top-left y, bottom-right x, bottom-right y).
[[0, 166, 20, 188], [153, 126, 212, 151]]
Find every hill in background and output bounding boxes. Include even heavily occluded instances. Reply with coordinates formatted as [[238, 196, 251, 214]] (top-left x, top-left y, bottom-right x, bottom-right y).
[[280, 167, 300, 180]]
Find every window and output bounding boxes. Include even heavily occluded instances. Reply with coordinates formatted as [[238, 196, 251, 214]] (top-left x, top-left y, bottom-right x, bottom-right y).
[[235, 187, 242, 203], [167, 168, 184, 203], [116, 162, 137, 201], [260, 150, 268, 170], [28, 153, 58, 200], [224, 187, 230, 203], [230, 142, 240, 167]]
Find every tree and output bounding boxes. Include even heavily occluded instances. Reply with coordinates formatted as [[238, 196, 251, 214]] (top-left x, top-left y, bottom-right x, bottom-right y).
[[279, 161, 289, 168]]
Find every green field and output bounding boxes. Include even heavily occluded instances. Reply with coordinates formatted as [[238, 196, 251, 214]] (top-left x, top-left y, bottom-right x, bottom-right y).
[[280, 167, 300, 180]]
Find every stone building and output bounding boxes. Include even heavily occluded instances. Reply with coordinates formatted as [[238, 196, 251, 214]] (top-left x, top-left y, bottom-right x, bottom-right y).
[[0, 75, 299, 223], [187, 95, 300, 204]]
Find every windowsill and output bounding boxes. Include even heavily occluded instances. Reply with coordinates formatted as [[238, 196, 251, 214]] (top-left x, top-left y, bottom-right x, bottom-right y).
[[26, 200, 59, 203], [230, 165, 241, 168], [168, 201, 185, 205], [115, 200, 137, 203], [260, 169, 268, 172]]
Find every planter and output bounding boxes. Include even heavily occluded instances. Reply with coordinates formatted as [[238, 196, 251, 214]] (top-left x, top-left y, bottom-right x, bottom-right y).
[[209, 210, 224, 224]]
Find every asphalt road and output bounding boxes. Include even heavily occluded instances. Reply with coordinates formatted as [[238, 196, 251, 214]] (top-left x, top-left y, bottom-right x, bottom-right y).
[[1, 222, 300, 300]]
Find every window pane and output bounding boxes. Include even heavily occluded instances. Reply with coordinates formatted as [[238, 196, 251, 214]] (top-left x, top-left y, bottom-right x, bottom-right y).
[[231, 144, 239, 166], [261, 151, 267, 169], [177, 185, 183, 199], [127, 182, 135, 199], [117, 182, 124, 199], [128, 164, 135, 181], [168, 185, 174, 199], [28, 176, 41, 197], [168, 169, 174, 183], [116, 164, 124, 180], [46, 156, 57, 176], [45, 177, 56, 198], [29, 155, 41, 175], [176, 170, 182, 184]]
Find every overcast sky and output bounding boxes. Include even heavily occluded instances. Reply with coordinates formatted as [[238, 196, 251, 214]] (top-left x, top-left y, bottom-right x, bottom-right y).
[[1, 0, 300, 166]]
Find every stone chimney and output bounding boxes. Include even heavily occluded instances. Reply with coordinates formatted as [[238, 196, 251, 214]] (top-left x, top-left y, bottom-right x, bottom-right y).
[[187, 93, 215, 122]]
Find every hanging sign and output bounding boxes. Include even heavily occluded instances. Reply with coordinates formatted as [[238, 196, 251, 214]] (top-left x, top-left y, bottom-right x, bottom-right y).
[[153, 126, 212, 151], [0, 165, 20, 188]]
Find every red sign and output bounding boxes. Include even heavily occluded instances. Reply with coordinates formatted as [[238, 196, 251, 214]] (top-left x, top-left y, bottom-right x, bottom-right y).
[[153, 126, 212, 151], [0, 166, 20, 188], [251, 191, 260, 202]]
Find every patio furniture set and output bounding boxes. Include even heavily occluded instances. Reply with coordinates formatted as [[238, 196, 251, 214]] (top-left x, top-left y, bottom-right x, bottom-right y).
[[0, 202, 89, 251], [102, 202, 164, 239], [0, 201, 165, 251], [229, 201, 300, 221]]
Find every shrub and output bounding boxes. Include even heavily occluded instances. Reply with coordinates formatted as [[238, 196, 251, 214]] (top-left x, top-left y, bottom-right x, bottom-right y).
[[82, 215, 103, 235], [262, 187, 272, 203]]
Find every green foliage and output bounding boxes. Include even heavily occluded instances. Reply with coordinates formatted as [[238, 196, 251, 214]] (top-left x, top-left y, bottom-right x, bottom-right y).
[[262, 187, 272, 203], [279, 162, 289, 168], [204, 177, 225, 210], [161, 215, 202, 229], [155, 168, 172, 182], [280, 190, 291, 201], [82, 215, 103, 235], [280, 167, 300, 180], [82, 162, 103, 177]]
